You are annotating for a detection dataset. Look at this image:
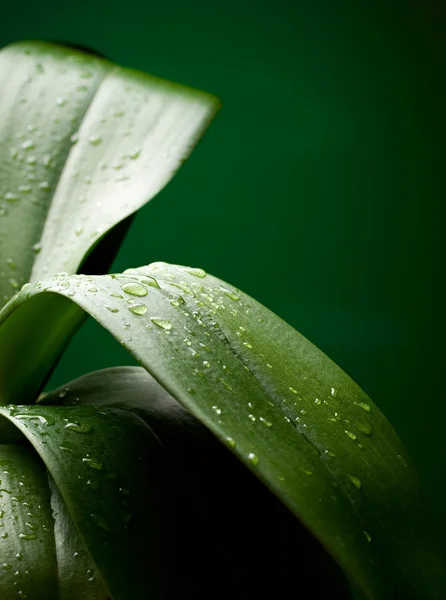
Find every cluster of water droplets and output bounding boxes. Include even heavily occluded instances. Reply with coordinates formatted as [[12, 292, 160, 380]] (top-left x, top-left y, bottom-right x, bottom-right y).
[[0, 448, 54, 598], [5, 405, 133, 539], [19, 262, 386, 549]]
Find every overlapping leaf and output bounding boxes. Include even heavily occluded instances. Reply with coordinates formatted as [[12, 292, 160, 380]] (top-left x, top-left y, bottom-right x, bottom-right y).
[[42, 366, 353, 600], [0, 41, 220, 307], [0, 444, 58, 600], [0, 262, 444, 599], [0, 403, 174, 600]]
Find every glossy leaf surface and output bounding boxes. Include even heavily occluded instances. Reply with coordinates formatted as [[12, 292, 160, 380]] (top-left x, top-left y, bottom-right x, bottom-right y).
[[0, 41, 220, 308], [0, 444, 58, 600], [0, 263, 444, 598], [0, 404, 173, 600], [44, 366, 353, 600], [49, 477, 108, 600]]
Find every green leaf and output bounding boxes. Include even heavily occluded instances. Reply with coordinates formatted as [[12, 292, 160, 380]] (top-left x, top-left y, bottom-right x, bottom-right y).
[[44, 366, 354, 599], [0, 41, 220, 308], [49, 476, 108, 600], [1, 263, 444, 598], [0, 444, 58, 600], [0, 404, 174, 600]]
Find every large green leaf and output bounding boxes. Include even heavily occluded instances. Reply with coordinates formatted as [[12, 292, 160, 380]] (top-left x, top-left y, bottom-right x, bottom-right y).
[[0, 444, 58, 600], [43, 366, 353, 599], [0, 41, 219, 307], [0, 263, 444, 598], [0, 403, 174, 600]]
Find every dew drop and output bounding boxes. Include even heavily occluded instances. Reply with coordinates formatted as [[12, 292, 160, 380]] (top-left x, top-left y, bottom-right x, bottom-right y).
[[344, 430, 357, 441], [348, 475, 362, 489], [15, 414, 54, 426], [144, 277, 160, 289], [212, 406, 222, 415], [105, 305, 119, 313], [357, 402, 372, 413], [151, 318, 172, 330], [4, 192, 19, 203], [219, 286, 240, 301], [248, 453, 258, 465], [18, 533, 37, 541], [226, 437, 236, 448], [65, 422, 92, 434], [82, 458, 103, 471], [170, 296, 185, 307], [21, 140, 35, 150], [259, 417, 273, 427], [121, 282, 148, 297], [129, 304, 147, 316], [186, 268, 206, 278], [129, 147, 140, 160], [88, 134, 102, 146]]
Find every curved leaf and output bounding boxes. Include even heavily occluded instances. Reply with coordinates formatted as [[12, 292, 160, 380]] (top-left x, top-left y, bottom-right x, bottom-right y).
[[0, 41, 219, 307], [44, 366, 354, 599], [49, 476, 108, 600], [0, 404, 174, 600], [0, 42, 108, 306], [1, 264, 444, 598], [0, 444, 58, 600]]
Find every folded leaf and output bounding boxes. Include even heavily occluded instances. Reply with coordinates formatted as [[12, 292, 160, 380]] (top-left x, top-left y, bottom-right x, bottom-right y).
[[0, 444, 58, 600], [44, 366, 353, 599], [0, 404, 174, 600], [49, 476, 109, 600], [0, 41, 220, 308], [1, 263, 444, 598]]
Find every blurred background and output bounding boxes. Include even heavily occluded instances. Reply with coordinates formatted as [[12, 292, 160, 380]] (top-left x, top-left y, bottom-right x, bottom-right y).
[[2, 0, 445, 551]]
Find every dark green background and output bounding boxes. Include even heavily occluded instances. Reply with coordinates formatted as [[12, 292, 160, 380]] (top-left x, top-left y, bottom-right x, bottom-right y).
[[2, 0, 445, 548]]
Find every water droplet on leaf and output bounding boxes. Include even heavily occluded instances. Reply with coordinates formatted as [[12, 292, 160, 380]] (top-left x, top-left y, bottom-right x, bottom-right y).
[[129, 304, 147, 315], [65, 422, 92, 434], [121, 282, 148, 297], [151, 318, 172, 330], [248, 453, 258, 465], [82, 458, 103, 471], [348, 475, 362, 489]]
